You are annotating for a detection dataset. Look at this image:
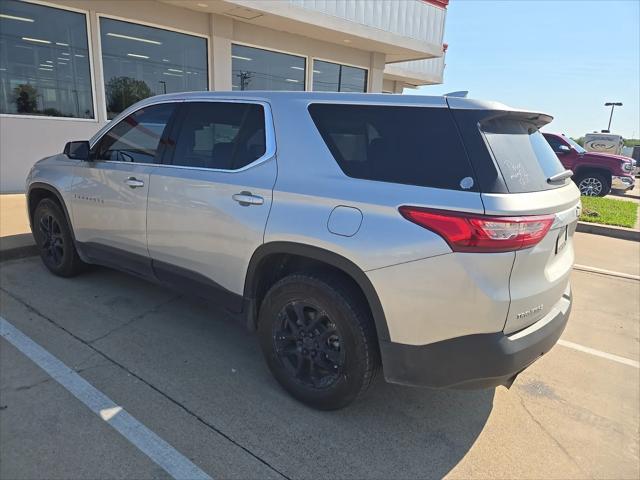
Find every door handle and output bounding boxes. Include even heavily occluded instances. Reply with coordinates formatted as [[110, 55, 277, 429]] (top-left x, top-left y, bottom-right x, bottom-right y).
[[232, 191, 264, 206], [125, 177, 145, 188]]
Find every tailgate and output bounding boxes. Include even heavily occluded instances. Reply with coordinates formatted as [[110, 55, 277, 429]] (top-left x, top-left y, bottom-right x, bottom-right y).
[[449, 103, 582, 334], [481, 186, 580, 333], [504, 199, 579, 333]]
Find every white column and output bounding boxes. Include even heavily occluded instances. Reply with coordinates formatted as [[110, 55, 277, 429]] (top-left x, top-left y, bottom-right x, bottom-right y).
[[209, 14, 233, 91], [368, 52, 386, 93]]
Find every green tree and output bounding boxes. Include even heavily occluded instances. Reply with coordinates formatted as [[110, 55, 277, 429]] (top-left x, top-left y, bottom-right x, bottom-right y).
[[105, 76, 152, 117], [12, 84, 38, 114], [572, 136, 585, 147]]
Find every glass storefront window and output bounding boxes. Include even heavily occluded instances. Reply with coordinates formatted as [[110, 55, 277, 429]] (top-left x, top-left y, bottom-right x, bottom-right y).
[[232, 44, 305, 91], [0, 1, 94, 118], [313, 60, 367, 93], [100, 18, 208, 119]]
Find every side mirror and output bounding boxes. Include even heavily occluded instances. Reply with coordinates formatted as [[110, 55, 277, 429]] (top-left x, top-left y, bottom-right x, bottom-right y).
[[557, 145, 571, 154], [63, 140, 90, 160]]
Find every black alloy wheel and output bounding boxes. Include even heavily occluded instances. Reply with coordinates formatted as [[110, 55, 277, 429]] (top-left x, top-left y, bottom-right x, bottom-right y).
[[33, 198, 85, 277], [38, 212, 64, 268], [273, 300, 345, 389], [258, 273, 380, 410]]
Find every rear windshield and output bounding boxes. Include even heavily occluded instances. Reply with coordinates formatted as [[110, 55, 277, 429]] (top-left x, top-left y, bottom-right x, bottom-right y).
[[308, 104, 477, 191], [481, 118, 566, 193]]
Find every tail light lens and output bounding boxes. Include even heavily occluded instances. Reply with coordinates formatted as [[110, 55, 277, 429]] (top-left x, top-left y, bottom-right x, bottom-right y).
[[399, 206, 555, 253]]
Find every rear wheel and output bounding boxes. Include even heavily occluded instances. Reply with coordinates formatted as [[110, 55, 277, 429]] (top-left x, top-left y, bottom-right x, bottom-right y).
[[575, 172, 610, 197], [258, 273, 379, 410], [32, 198, 85, 277]]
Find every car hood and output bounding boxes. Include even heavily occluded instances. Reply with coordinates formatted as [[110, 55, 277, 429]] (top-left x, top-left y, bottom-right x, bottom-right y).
[[580, 151, 632, 163]]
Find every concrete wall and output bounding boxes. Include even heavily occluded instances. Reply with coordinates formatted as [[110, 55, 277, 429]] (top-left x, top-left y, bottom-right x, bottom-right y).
[[1, 0, 391, 192]]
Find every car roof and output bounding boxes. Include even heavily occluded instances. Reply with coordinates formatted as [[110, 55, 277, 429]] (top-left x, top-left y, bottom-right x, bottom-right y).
[[92, 90, 552, 144], [132, 90, 526, 111]]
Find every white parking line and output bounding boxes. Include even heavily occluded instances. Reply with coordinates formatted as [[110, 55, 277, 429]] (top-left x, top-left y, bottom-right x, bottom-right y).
[[0, 316, 212, 480], [558, 339, 640, 369], [573, 264, 640, 281]]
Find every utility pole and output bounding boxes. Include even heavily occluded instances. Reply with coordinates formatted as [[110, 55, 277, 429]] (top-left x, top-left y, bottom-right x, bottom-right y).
[[237, 71, 252, 90], [159, 80, 167, 94], [604, 102, 623, 132]]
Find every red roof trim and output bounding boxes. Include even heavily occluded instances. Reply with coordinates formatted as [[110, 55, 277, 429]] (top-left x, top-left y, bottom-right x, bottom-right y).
[[422, 0, 449, 8]]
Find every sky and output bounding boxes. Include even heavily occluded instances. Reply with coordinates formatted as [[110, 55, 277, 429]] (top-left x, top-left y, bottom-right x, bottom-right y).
[[411, 0, 640, 139]]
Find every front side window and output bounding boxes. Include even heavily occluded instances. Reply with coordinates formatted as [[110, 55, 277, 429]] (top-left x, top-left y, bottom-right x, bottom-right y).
[[565, 136, 586, 154], [308, 104, 476, 190], [172, 102, 266, 170], [92, 103, 176, 163], [544, 134, 565, 153], [232, 44, 305, 91], [313, 60, 367, 93], [100, 18, 208, 119], [0, 0, 93, 118]]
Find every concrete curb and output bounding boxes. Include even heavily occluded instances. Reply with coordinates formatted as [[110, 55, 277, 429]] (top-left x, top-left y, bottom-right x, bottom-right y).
[[0, 244, 38, 262], [0, 233, 37, 262], [576, 221, 640, 242]]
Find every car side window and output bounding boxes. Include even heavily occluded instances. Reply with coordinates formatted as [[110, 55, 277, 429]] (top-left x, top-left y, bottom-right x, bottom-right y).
[[544, 135, 564, 153], [171, 102, 266, 170], [92, 103, 177, 163]]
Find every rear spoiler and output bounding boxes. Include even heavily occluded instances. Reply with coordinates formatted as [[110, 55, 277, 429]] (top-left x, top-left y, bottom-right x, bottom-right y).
[[446, 97, 553, 128]]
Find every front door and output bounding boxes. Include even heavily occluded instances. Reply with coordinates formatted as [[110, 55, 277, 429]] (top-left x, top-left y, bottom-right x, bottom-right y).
[[70, 102, 178, 276], [146, 100, 277, 310]]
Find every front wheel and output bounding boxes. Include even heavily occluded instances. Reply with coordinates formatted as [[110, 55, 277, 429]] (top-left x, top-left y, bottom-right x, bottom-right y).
[[575, 172, 611, 197], [258, 273, 380, 410], [32, 198, 86, 277]]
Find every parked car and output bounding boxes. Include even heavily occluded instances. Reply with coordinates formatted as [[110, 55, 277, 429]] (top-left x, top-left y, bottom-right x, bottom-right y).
[[27, 92, 579, 410], [543, 133, 636, 196]]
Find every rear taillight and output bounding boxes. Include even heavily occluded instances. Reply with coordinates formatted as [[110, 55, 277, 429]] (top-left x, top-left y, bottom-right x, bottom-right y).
[[399, 206, 555, 253]]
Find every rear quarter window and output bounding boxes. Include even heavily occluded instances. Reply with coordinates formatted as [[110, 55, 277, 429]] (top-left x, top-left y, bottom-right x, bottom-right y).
[[308, 103, 477, 191], [481, 117, 566, 193]]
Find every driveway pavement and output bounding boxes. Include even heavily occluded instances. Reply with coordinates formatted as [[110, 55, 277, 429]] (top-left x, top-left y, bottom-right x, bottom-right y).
[[1, 232, 638, 479]]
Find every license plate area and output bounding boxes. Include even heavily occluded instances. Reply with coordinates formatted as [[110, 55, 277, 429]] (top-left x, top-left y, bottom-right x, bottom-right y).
[[555, 226, 568, 254]]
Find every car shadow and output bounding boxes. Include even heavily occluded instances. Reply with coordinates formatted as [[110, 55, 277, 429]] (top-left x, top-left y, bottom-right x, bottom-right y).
[[92, 284, 495, 480], [2, 260, 494, 479]]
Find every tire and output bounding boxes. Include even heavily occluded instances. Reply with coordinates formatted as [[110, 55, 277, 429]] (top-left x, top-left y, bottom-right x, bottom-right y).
[[574, 171, 611, 197], [257, 273, 380, 410], [32, 198, 85, 277]]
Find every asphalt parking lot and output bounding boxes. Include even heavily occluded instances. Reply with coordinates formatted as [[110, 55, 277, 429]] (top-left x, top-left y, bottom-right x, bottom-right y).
[[1, 232, 638, 480]]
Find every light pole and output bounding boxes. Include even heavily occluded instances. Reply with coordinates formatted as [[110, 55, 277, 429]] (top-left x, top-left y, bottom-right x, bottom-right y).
[[604, 102, 622, 132]]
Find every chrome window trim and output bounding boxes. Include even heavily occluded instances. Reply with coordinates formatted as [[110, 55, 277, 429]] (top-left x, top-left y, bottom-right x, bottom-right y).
[[89, 98, 276, 174]]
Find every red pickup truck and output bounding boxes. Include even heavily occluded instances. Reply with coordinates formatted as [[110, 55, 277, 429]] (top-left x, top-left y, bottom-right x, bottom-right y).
[[543, 133, 636, 196]]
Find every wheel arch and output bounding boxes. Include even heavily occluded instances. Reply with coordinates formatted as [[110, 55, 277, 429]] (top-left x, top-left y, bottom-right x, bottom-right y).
[[27, 182, 76, 241], [573, 165, 613, 179], [243, 242, 390, 343]]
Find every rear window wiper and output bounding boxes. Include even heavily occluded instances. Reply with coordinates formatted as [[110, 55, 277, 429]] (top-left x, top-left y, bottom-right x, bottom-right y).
[[547, 169, 573, 184]]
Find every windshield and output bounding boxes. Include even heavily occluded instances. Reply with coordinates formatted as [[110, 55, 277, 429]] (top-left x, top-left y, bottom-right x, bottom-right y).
[[565, 136, 586, 154]]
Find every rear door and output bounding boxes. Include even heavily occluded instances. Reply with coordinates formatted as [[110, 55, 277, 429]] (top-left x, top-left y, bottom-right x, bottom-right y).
[[71, 102, 177, 276], [452, 105, 580, 333], [146, 100, 277, 310]]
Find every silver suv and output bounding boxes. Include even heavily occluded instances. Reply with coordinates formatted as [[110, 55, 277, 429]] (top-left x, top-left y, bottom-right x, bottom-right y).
[[26, 92, 580, 410]]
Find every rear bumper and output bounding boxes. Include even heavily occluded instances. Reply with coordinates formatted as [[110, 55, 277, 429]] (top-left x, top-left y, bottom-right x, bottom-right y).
[[380, 288, 572, 389], [611, 175, 635, 191]]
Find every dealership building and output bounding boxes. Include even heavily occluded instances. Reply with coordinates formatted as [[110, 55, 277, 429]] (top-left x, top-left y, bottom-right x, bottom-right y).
[[0, 0, 448, 192]]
